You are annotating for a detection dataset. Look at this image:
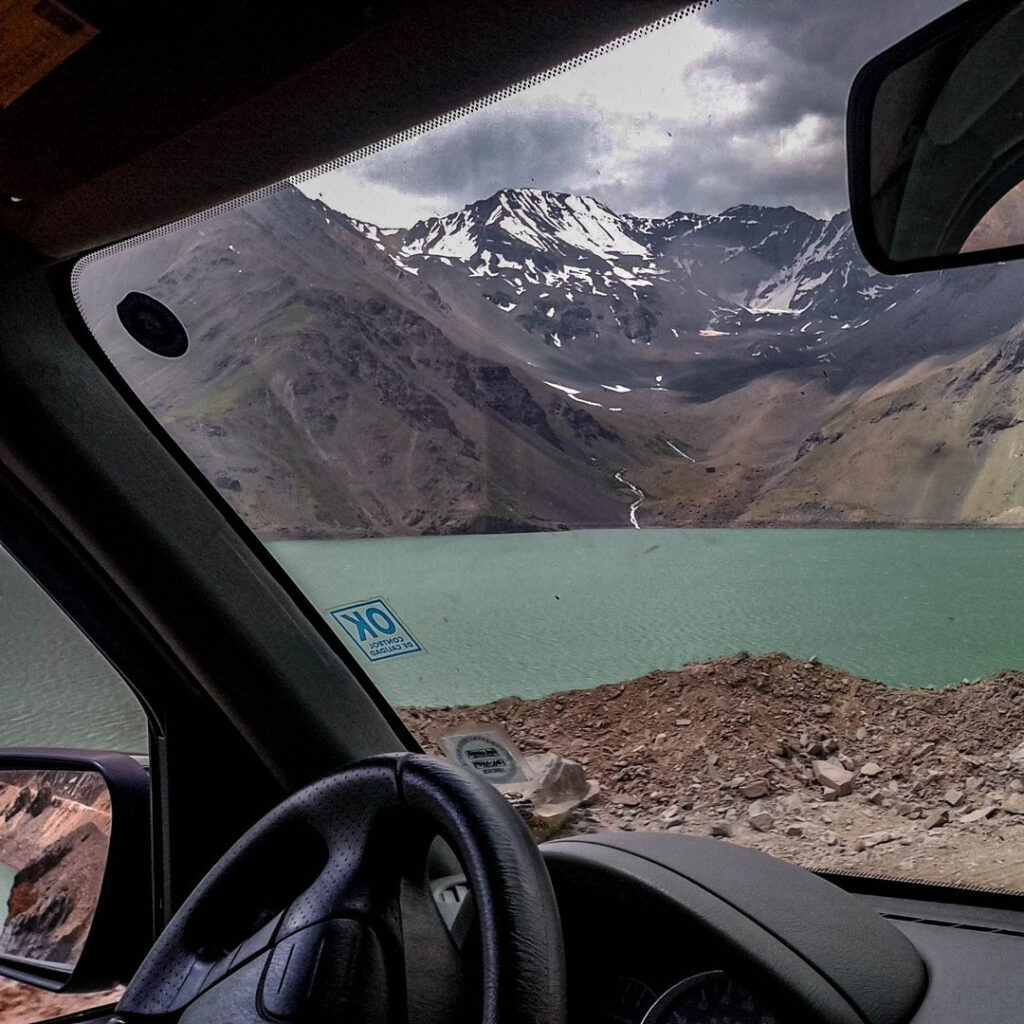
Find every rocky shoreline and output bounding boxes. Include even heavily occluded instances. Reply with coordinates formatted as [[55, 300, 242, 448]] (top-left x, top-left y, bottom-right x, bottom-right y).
[[400, 652, 1024, 890]]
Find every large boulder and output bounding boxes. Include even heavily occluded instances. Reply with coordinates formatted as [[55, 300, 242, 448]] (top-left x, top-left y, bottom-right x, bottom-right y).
[[499, 752, 599, 840]]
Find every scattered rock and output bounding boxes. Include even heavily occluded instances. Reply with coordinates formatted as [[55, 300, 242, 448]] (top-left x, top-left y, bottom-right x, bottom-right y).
[[739, 780, 769, 799], [710, 820, 736, 838], [943, 788, 964, 808], [748, 801, 774, 832], [813, 759, 855, 797], [659, 804, 685, 827], [960, 806, 998, 824], [860, 762, 883, 778], [855, 831, 897, 851], [1003, 792, 1024, 815], [923, 809, 949, 830], [610, 792, 640, 807]]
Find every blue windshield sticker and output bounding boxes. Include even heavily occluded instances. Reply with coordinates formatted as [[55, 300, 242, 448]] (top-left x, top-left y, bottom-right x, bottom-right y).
[[329, 598, 423, 662]]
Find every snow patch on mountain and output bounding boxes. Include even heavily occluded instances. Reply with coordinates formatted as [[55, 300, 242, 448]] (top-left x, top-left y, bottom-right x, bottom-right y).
[[402, 188, 650, 267], [324, 186, 931, 373]]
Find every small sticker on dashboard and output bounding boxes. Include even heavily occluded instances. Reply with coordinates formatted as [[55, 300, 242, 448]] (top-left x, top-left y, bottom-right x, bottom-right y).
[[328, 597, 423, 662]]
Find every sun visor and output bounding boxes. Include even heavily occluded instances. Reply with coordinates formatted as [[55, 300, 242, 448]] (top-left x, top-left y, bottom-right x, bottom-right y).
[[0, 1, 97, 110]]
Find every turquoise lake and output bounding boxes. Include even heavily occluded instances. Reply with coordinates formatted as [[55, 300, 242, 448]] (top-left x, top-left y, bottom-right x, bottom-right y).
[[0, 862, 12, 927], [271, 528, 1024, 707], [2, 528, 1024, 750]]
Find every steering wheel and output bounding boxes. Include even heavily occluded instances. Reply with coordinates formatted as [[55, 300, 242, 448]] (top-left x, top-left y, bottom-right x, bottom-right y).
[[113, 753, 566, 1023]]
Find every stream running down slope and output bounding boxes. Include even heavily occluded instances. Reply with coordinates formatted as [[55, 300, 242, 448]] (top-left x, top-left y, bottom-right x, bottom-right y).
[[614, 471, 645, 529]]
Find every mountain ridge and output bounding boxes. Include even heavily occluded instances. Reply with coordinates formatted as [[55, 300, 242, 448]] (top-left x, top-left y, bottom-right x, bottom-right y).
[[80, 182, 1024, 536]]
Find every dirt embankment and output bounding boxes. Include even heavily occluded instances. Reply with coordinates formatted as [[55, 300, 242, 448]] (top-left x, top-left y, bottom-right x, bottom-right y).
[[0, 981, 118, 1024], [400, 652, 1024, 890]]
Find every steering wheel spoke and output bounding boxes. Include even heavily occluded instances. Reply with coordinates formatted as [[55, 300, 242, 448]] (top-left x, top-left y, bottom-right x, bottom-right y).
[[114, 754, 565, 1024]]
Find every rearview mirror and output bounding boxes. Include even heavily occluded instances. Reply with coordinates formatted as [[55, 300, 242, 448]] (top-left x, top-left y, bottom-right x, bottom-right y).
[[0, 750, 150, 992], [848, 0, 1024, 273]]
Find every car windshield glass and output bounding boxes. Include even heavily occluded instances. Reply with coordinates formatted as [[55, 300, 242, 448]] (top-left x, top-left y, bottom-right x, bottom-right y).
[[75, 0, 1024, 891]]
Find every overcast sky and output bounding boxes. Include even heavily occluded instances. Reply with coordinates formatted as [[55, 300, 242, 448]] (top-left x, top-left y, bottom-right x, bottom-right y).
[[299, 0, 962, 228]]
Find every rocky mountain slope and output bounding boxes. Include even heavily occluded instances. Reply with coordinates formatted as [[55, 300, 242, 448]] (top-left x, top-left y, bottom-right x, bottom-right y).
[[80, 183, 1024, 535], [0, 772, 110, 965], [82, 188, 634, 537], [0, 775, 118, 1024]]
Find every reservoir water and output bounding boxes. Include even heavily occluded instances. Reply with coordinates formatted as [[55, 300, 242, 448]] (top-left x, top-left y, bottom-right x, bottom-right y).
[[0, 861, 14, 928], [271, 528, 1024, 708], [2, 528, 1024, 750]]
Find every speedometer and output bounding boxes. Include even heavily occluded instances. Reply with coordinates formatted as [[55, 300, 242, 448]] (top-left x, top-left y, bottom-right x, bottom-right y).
[[640, 971, 779, 1024], [609, 975, 659, 1023]]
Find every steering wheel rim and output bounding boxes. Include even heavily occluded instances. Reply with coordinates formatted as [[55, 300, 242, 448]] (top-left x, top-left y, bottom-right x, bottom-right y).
[[115, 753, 566, 1023]]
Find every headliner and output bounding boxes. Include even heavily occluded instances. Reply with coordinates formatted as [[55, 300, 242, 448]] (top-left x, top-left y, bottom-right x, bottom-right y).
[[0, 0, 687, 258]]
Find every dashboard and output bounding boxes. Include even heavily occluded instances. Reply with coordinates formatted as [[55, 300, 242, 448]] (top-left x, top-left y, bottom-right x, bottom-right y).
[[81, 825, 1024, 1024], [546, 838, 791, 1024], [600, 970, 776, 1024], [541, 832, 1024, 1024]]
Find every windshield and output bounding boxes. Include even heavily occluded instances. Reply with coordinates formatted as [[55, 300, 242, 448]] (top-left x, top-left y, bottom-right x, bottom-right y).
[[73, 0, 1024, 892]]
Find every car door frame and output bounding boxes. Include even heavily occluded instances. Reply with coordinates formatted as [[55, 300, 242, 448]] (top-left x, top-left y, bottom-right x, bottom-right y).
[[0, 248, 418, 936]]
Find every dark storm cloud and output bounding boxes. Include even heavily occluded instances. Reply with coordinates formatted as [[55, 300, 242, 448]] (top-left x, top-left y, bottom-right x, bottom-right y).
[[701, 0, 961, 126], [627, 114, 848, 220], [644, 0, 963, 214], [703, 0, 954, 78], [343, 0, 963, 221], [612, 0, 964, 218], [357, 108, 610, 216]]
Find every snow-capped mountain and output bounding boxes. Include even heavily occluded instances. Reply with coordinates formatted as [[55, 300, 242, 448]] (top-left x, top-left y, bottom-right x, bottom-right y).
[[402, 188, 649, 263], [336, 186, 997, 401], [95, 182, 1024, 537], [335, 188, 1024, 399], [347, 190, 905, 340]]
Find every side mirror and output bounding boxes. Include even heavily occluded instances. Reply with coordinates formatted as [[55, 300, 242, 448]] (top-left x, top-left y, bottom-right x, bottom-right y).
[[0, 750, 150, 992], [848, 0, 1024, 273]]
